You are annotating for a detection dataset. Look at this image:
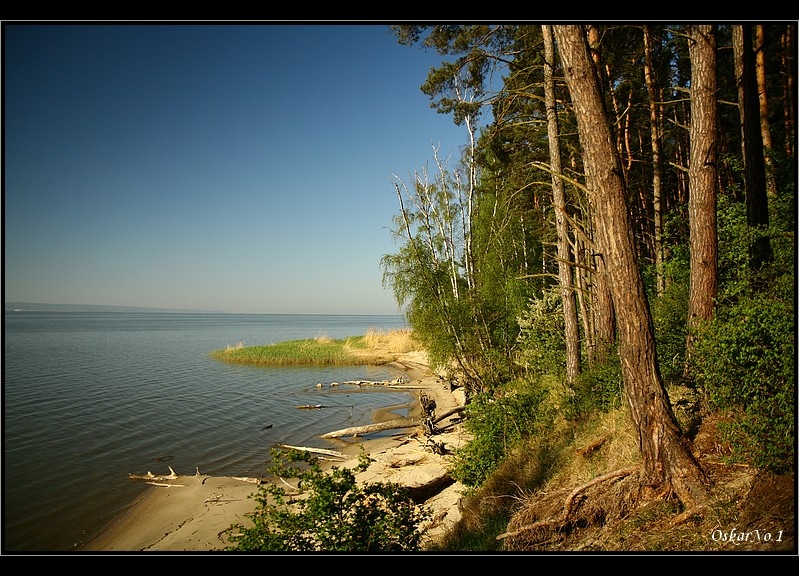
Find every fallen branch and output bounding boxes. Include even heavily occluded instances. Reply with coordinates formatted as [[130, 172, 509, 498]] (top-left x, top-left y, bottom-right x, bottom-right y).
[[321, 417, 422, 438], [320, 405, 466, 439], [229, 476, 266, 484], [276, 444, 348, 459], [295, 404, 325, 410], [342, 378, 406, 387], [434, 406, 465, 423], [577, 435, 608, 457], [146, 482, 185, 488], [129, 466, 179, 481], [496, 466, 641, 540]]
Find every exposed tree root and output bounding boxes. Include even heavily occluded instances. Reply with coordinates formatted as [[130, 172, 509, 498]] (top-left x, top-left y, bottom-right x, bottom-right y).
[[497, 466, 641, 542]]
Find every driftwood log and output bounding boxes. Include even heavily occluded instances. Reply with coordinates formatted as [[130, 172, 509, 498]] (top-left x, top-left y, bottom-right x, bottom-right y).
[[321, 406, 465, 439], [275, 444, 348, 460], [405, 471, 455, 504], [128, 466, 178, 481], [321, 417, 421, 438]]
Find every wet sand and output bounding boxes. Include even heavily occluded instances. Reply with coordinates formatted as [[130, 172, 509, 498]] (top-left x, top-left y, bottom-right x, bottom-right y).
[[78, 352, 467, 553]]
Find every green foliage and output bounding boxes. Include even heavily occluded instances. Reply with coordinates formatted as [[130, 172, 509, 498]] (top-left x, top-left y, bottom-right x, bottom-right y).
[[515, 288, 567, 379], [382, 154, 539, 391], [715, 190, 762, 303], [450, 378, 553, 487], [651, 244, 691, 384], [566, 355, 624, 419], [690, 293, 794, 473], [225, 449, 430, 552]]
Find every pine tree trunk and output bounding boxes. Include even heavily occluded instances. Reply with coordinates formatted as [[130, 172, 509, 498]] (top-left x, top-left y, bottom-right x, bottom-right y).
[[644, 25, 665, 297], [780, 26, 795, 160], [733, 24, 773, 274], [686, 25, 719, 359], [583, 25, 616, 366], [543, 25, 581, 384], [755, 25, 778, 197], [554, 25, 709, 508]]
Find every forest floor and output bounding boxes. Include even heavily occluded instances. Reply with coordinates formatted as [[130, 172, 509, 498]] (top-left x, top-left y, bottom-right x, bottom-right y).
[[374, 350, 796, 555], [446, 403, 796, 554]]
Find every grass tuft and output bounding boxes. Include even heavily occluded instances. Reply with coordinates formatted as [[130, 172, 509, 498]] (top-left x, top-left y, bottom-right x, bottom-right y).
[[210, 329, 419, 367]]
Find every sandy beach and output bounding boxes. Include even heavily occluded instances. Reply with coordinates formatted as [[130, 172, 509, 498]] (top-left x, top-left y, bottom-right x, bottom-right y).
[[78, 352, 468, 553]]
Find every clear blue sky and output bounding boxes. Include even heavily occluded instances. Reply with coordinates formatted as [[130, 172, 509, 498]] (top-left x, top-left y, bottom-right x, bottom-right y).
[[4, 23, 472, 315]]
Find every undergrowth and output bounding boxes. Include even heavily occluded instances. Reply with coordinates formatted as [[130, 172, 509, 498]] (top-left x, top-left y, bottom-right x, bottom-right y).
[[224, 449, 429, 552]]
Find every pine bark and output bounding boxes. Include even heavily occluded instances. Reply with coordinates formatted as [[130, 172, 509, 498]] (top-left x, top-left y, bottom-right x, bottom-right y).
[[781, 26, 795, 159], [554, 25, 708, 508], [584, 25, 616, 365], [543, 25, 581, 384], [755, 25, 778, 197], [686, 25, 719, 350], [643, 25, 665, 297], [733, 24, 773, 274]]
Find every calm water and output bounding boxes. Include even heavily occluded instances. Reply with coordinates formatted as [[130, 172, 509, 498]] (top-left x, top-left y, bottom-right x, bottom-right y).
[[3, 312, 411, 552]]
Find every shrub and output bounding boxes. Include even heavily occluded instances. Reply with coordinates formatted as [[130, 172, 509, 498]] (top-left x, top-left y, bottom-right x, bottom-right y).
[[565, 354, 624, 419], [450, 378, 552, 488], [651, 244, 691, 384], [225, 449, 430, 552], [515, 288, 567, 379], [690, 293, 795, 473]]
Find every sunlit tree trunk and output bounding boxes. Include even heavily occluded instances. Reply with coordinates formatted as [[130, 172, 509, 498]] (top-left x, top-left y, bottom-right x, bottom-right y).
[[554, 24, 709, 508], [685, 25, 719, 362], [644, 25, 665, 297], [780, 26, 795, 159], [542, 25, 581, 384], [584, 24, 616, 366]]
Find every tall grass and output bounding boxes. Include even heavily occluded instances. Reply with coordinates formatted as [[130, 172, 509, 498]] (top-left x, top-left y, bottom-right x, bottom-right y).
[[362, 328, 418, 353], [210, 328, 418, 367]]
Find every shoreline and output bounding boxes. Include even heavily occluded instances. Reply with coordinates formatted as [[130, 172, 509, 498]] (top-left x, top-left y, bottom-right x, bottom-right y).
[[77, 352, 467, 553]]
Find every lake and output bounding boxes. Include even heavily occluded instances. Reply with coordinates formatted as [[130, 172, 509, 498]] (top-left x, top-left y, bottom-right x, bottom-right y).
[[3, 312, 412, 552]]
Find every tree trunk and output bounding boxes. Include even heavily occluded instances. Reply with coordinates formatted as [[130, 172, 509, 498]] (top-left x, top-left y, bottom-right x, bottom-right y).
[[644, 25, 666, 297], [686, 25, 719, 359], [755, 25, 778, 197], [780, 26, 795, 160], [543, 24, 581, 385], [733, 24, 773, 274], [582, 27, 616, 366], [588, 194, 616, 366], [554, 25, 709, 508]]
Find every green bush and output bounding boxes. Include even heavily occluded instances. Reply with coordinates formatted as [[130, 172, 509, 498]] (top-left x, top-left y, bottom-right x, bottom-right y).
[[225, 449, 430, 552], [450, 378, 552, 487], [690, 294, 795, 473], [515, 288, 567, 379], [566, 354, 624, 419], [651, 244, 691, 384]]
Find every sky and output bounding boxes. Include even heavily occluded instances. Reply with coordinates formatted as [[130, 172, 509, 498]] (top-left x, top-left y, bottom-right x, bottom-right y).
[[3, 23, 474, 315]]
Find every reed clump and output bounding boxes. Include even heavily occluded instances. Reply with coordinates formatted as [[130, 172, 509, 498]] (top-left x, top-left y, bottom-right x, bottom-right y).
[[210, 328, 419, 367], [362, 327, 418, 354]]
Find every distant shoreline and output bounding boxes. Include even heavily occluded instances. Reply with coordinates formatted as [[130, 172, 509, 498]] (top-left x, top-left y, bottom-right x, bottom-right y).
[[4, 303, 404, 316], [4, 302, 219, 314]]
